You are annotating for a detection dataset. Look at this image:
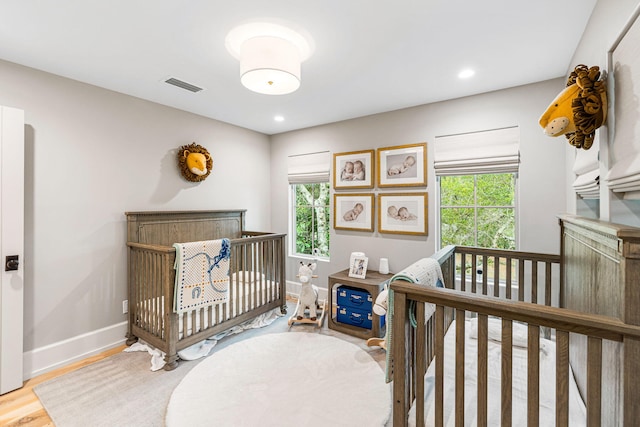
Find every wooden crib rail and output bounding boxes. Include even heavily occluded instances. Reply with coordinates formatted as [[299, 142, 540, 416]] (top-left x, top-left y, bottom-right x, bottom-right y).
[[395, 283, 640, 343], [126, 232, 287, 369], [241, 230, 284, 238], [451, 246, 561, 305], [391, 281, 640, 427]]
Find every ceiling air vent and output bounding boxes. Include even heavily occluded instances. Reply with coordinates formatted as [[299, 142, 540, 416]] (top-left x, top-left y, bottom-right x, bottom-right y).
[[164, 77, 204, 93]]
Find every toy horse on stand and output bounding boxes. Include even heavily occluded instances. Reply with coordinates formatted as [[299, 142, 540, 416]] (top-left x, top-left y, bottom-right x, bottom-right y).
[[288, 261, 327, 328]]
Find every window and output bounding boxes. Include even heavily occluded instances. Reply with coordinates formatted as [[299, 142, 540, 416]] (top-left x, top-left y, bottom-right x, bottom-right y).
[[291, 183, 330, 257], [440, 173, 516, 250], [287, 151, 331, 258], [434, 126, 520, 252]]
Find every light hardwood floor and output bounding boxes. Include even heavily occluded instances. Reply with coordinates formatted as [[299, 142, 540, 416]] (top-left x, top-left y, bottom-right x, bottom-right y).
[[0, 345, 126, 426]]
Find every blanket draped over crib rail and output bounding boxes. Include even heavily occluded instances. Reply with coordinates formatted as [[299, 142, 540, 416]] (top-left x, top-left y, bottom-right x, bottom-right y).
[[173, 238, 231, 313], [385, 257, 444, 382]]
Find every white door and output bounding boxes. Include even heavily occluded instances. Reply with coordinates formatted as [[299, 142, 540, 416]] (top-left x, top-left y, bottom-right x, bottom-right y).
[[0, 106, 24, 394]]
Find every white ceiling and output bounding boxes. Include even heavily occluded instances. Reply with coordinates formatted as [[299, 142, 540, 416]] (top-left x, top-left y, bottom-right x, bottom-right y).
[[0, 1, 597, 135]]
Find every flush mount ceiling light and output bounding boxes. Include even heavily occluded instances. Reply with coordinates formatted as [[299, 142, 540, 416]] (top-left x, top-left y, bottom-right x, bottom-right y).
[[226, 22, 313, 95]]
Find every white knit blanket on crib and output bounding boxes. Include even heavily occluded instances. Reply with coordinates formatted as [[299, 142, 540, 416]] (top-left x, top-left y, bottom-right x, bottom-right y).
[[173, 239, 230, 314], [385, 257, 444, 383]]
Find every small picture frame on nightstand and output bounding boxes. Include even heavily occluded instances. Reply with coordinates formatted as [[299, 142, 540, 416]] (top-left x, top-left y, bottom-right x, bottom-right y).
[[349, 255, 368, 279]]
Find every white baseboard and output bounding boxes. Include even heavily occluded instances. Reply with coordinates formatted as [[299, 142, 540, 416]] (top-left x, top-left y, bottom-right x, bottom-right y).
[[23, 285, 324, 380], [286, 280, 328, 301], [23, 321, 127, 380]]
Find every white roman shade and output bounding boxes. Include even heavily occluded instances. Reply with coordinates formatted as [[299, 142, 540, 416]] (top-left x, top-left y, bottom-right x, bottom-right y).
[[605, 8, 640, 199], [434, 127, 520, 176], [572, 140, 600, 199], [287, 151, 330, 184]]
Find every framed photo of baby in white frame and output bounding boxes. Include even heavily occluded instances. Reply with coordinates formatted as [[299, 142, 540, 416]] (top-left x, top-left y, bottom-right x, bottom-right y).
[[377, 143, 427, 188], [348, 255, 369, 279], [378, 192, 428, 236], [333, 193, 374, 232], [333, 150, 375, 190]]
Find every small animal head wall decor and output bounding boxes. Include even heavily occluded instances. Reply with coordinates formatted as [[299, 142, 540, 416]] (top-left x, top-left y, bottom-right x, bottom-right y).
[[177, 142, 213, 182], [538, 64, 608, 150]]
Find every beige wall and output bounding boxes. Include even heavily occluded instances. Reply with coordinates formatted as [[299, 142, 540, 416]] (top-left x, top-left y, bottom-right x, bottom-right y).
[[0, 59, 271, 363], [270, 78, 568, 288]]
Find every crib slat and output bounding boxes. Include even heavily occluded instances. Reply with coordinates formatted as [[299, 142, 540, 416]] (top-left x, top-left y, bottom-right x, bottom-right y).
[[252, 241, 258, 310], [141, 251, 147, 331], [506, 257, 512, 300], [545, 261, 552, 306], [153, 252, 160, 335], [472, 254, 477, 293], [556, 330, 569, 427], [531, 261, 538, 304], [435, 305, 445, 427], [148, 251, 153, 331], [587, 337, 602, 427], [494, 257, 500, 297], [415, 302, 426, 426], [455, 310, 465, 427], [501, 319, 513, 427], [482, 256, 488, 295], [261, 240, 268, 303], [527, 325, 540, 426], [392, 291, 409, 427], [477, 314, 488, 427], [518, 259, 525, 301], [460, 253, 467, 292]]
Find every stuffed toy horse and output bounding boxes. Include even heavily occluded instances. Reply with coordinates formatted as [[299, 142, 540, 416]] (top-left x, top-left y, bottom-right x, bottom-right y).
[[373, 286, 388, 316], [538, 64, 607, 150], [296, 261, 319, 320]]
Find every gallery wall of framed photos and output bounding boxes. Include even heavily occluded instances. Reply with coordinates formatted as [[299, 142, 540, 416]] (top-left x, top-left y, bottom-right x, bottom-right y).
[[332, 142, 428, 236]]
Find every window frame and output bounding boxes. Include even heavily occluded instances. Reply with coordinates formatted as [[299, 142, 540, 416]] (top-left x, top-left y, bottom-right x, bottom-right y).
[[289, 182, 331, 260], [436, 172, 519, 251]]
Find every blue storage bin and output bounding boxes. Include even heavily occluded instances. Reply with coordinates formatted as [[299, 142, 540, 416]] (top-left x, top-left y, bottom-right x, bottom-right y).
[[336, 285, 373, 310], [336, 305, 386, 330]]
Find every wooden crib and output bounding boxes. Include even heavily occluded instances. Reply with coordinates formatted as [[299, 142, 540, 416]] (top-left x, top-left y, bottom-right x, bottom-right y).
[[391, 215, 640, 426], [125, 210, 286, 370]]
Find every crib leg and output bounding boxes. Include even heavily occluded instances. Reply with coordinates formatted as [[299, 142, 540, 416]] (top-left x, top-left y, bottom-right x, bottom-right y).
[[164, 354, 179, 371], [125, 334, 138, 346]]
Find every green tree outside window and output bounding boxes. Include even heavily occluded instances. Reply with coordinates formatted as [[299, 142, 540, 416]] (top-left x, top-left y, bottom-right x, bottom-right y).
[[292, 183, 330, 257], [441, 173, 516, 279]]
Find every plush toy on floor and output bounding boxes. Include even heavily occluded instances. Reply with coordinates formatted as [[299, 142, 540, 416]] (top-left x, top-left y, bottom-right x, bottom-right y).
[[296, 261, 319, 320], [288, 261, 326, 327]]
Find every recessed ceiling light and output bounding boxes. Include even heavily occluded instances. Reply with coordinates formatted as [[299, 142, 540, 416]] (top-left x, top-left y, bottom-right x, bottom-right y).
[[274, 115, 285, 122], [458, 69, 475, 79]]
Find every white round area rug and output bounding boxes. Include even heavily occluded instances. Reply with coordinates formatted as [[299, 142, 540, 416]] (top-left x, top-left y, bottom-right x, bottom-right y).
[[165, 332, 391, 427]]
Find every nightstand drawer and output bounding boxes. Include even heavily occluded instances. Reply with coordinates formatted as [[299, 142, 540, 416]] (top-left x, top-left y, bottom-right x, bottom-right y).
[[336, 305, 385, 330], [336, 285, 373, 311]]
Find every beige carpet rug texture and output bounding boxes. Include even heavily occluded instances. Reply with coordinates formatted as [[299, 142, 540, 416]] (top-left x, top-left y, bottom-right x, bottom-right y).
[[166, 332, 390, 427], [34, 303, 389, 427]]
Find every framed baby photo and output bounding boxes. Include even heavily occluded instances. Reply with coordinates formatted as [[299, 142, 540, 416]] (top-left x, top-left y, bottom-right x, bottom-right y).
[[377, 143, 427, 188], [348, 255, 369, 279], [333, 150, 375, 190], [333, 193, 374, 232], [378, 192, 428, 236]]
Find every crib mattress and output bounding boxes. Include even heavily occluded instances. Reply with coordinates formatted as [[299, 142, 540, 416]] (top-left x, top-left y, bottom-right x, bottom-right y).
[[135, 277, 278, 340], [409, 318, 587, 427]]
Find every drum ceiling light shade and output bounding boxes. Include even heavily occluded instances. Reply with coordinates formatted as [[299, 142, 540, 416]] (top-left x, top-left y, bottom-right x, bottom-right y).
[[226, 22, 313, 95]]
